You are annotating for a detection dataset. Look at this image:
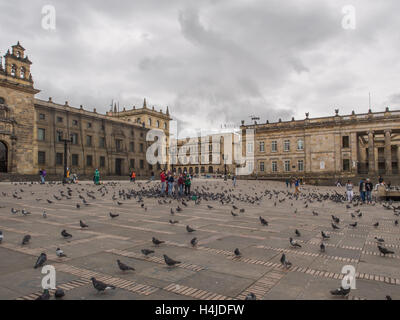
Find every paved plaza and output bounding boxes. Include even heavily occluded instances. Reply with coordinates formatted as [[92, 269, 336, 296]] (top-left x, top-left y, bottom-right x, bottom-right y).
[[0, 179, 399, 300]]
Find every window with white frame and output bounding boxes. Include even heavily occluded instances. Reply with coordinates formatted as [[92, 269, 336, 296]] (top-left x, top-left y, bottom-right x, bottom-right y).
[[271, 141, 277, 152], [284, 160, 291, 172], [272, 161, 278, 172], [297, 139, 304, 150], [260, 161, 265, 172], [247, 142, 253, 153], [284, 140, 290, 152], [259, 141, 265, 152], [298, 160, 304, 172]]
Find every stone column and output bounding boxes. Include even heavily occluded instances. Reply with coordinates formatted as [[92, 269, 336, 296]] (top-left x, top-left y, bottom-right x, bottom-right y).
[[368, 130, 375, 174], [350, 132, 358, 174], [384, 129, 392, 174]]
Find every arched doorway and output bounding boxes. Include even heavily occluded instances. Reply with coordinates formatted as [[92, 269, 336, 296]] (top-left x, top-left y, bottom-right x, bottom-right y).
[[0, 141, 8, 172], [208, 166, 213, 173]]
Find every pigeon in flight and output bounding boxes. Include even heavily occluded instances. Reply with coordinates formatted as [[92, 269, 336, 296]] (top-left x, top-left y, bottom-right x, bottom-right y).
[[117, 260, 135, 272], [186, 225, 196, 233], [22, 235, 31, 245], [91, 277, 116, 293], [141, 249, 154, 256], [109, 212, 119, 218], [80, 220, 89, 228], [378, 246, 394, 256], [330, 286, 350, 297], [61, 230, 72, 239], [289, 237, 302, 248], [34, 253, 47, 269], [36, 289, 50, 300], [280, 253, 292, 268], [259, 217, 268, 226], [163, 254, 181, 267], [152, 237, 164, 246], [56, 248, 67, 257]]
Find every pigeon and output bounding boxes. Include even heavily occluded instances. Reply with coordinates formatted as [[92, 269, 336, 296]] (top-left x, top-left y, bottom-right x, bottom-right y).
[[141, 249, 154, 256], [80, 220, 89, 228], [91, 277, 116, 293], [320, 242, 326, 253], [280, 253, 292, 268], [330, 286, 351, 297], [22, 235, 31, 245], [240, 209, 245, 213], [163, 254, 181, 267], [42, 210, 47, 219], [386, 295, 392, 301], [61, 230, 72, 239], [152, 237, 164, 246], [349, 222, 357, 228], [56, 248, 67, 257], [47, 199, 53, 204], [34, 253, 47, 269], [331, 223, 340, 230], [232, 205, 238, 210], [170, 208, 175, 215], [290, 238, 302, 248], [295, 229, 301, 237], [117, 260, 135, 272], [374, 237, 385, 243], [259, 217, 268, 226], [207, 205, 213, 209], [21, 209, 31, 216], [231, 211, 238, 217], [169, 220, 179, 224], [36, 289, 50, 300], [0, 230, 3, 243], [234, 248, 241, 257], [11, 208, 19, 214], [54, 288, 65, 299], [312, 211, 319, 216], [321, 231, 330, 239], [373, 222, 379, 228], [186, 225, 196, 233], [395, 220, 399, 226], [378, 246, 394, 256], [245, 293, 256, 300], [109, 212, 119, 218], [76, 203, 81, 209], [190, 237, 198, 247]]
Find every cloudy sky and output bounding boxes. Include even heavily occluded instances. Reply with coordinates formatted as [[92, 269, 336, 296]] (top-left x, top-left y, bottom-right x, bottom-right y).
[[1, 0, 400, 135]]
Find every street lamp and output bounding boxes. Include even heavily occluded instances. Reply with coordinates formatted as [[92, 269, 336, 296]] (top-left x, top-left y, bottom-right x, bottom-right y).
[[60, 137, 73, 183]]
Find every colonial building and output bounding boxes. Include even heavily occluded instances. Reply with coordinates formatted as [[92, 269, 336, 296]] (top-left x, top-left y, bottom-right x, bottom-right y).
[[240, 109, 400, 182], [0, 42, 170, 177]]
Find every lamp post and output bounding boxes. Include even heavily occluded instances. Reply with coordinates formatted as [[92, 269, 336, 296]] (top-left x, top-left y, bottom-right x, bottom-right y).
[[60, 137, 73, 183]]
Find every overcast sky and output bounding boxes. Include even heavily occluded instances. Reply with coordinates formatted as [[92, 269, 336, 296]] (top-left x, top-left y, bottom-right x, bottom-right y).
[[1, 0, 400, 135]]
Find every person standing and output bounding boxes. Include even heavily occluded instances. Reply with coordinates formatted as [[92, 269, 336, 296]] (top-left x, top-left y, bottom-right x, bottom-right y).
[[345, 180, 354, 202], [93, 168, 100, 185], [131, 171, 136, 182], [184, 173, 191, 196], [294, 178, 300, 194], [160, 170, 166, 195], [365, 178, 373, 204], [233, 175, 237, 188], [151, 171, 155, 181], [359, 178, 366, 203], [178, 174, 184, 196], [167, 172, 174, 196]]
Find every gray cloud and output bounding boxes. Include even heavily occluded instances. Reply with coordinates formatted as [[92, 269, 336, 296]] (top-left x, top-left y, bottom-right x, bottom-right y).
[[1, 0, 400, 134]]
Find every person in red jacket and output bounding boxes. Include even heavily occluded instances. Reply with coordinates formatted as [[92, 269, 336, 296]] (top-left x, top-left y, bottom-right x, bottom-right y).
[[160, 170, 166, 195]]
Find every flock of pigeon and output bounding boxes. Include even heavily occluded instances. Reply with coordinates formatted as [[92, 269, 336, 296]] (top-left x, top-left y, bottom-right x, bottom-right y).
[[0, 180, 399, 300]]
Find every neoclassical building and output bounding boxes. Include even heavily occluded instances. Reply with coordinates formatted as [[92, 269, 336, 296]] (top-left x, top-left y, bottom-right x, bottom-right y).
[[240, 109, 400, 182], [0, 42, 170, 177]]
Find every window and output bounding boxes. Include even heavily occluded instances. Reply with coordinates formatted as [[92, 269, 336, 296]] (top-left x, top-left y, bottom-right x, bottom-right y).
[[11, 64, 16, 77], [72, 119, 78, 126], [86, 135, 92, 147], [272, 161, 278, 172], [259, 142, 265, 152], [98, 137, 105, 148], [284, 160, 291, 172], [343, 159, 350, 171], [130, 129, 134, 137], [57, 117, 63, 123], [86, 155, 93, 167], [247, 142, 254, 153], [140, 143, 144, 153], [148, 164, 153, 170], [38, 151, 46, 164], [140, 159, 144, 169], [297, 139, 304, 150], [156, 120, 160, 128], [38, 128, 45, 141], [271, 141, 277, 152], [129, 142, 134, 152], [148, 118, 152, 126], [71, 133, 78, 145], [20, 67, 25, 79], [342, 136, 350, 148], [298, 160, 304, 172], [56, 130, 63, 143], [72, 154, 79, 166], [39, 113, 46, 120], [284, 140, 290, 152], [56, 153, 63, 165], [100, 156, 105, 168], [116, 139, 122, 151], [248, 160, 254, 173], [87, 122, 92, 129], [164, 122, 167, 130], [260, 161, 265, 172], [0, 97, 5, 104], [130, 159, 135, 169]]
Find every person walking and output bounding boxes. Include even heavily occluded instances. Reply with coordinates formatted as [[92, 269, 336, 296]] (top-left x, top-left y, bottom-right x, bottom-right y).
[[294, 178, 300, 194], [131, 171, 136, 182], [167, 172, 174, 197], [365, 178, 373, 204], [345, 180, 354, 202], [184, 173, 191, 196], [93, 168, 100, 185], [160, 170, 166, 195], [39, 168, 46, 184], [359, 178, 366, 203]]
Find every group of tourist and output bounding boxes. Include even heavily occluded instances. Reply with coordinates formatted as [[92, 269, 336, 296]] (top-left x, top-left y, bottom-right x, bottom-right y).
[[160, 170, 192, 196], [345, 176, 388, 204], [285, 177, 302, 194]]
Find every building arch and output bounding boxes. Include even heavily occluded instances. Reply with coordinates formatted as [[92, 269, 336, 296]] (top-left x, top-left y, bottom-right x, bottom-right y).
[[201, 166, 205, 173], [0, 141, 8, 172], [195, 167, 199, 174], [0, 97, 5, 104], [208, 166, 213, 173]]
